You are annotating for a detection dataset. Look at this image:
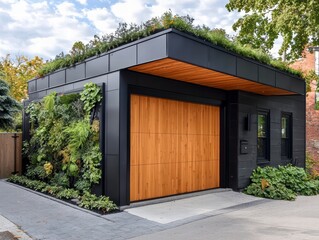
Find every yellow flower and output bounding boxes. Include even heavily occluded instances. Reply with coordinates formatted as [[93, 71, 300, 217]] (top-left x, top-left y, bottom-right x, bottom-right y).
[[44, 162, 53, 175]]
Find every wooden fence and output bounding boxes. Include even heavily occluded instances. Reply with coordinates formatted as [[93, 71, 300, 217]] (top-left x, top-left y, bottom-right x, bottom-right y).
[[0, 133, 22, 179]]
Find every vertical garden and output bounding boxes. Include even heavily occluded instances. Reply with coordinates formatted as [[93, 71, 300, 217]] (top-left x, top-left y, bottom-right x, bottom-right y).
[[9, 83, 117, 213]]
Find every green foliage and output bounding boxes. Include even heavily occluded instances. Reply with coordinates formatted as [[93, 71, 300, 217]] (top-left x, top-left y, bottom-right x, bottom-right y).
[[43, 92, 56, 112], [50, 172, 70, 188], [0, 79, 21, 129], [25, 83, 103, 191], [80, 83, 102, 115], [306, 153, 319, 179], [37, 11, 302, 78], [7, 175, 117, 213], [79, 191, 118, 213], [74, 179, 91, 192], [226, 0, 319, 61], [59, 93, 80, 105], [55, 188, 79, 199], [82, 144, 102, 184], [245, 165, 319, 200]]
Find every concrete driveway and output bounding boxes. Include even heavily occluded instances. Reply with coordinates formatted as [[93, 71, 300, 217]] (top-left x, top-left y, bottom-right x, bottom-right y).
[[131, 195, 319, 240], [1, 179, 319, 239]]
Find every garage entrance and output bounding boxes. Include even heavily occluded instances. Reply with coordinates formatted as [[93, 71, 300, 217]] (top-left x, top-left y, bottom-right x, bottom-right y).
[[130, 94, 220, 202]]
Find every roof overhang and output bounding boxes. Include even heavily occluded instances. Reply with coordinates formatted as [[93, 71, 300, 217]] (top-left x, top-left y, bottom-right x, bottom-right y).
[[129, 58, 294, 96], [28, 29, 305, 97]]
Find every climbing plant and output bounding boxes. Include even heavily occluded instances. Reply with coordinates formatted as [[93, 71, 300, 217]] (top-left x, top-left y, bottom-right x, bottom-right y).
[[24, 83, 102, 191]]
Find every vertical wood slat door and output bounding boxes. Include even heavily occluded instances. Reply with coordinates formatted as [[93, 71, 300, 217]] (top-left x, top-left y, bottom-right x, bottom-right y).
[[130, 94, 220, 202]]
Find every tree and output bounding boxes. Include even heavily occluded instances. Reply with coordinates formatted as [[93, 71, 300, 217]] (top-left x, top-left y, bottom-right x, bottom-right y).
[[226, 0, 319, 61], [0, 79, 21, 129], [0, 55, 44, 101]]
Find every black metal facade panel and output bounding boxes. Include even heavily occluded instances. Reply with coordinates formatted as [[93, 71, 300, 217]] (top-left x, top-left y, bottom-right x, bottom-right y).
[[275, 72, 292, 90], [28, 80, 36, 93], [73, 75, 107, 89], [290, 78, 305, 94], [237, 58, 258, 81], [105, 155, 120, 204], [137, 35, 167, 64], [258, 66, 276, 86], [86, 55, 109, 78], [106, 90, 120, 155], [49, 70, 65, 87], [107, 72, 120, 91], [109, 46, 137, 72], [36, 77, 48, 91], [66, 63, 85, 83], [167, 33, 209, 67], [208, 48, 236, 76]]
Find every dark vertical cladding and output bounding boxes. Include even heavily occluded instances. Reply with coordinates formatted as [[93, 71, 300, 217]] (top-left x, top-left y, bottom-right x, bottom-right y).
[[227, 91, 239, 189], [236, 91, 306, 189]]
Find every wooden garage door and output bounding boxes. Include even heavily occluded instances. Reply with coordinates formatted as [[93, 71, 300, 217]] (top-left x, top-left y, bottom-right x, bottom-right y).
[[130, 94, 220, 202]]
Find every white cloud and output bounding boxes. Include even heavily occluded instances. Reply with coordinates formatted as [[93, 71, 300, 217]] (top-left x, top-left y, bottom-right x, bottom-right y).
[[56, 2, 82, 17], [0, 0, 255, 60], [84, 7, 119, 34], [76, 0, 87, 5]]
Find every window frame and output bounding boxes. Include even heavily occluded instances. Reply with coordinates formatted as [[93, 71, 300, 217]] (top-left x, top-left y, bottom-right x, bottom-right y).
[[281, 112, 292, 160], [257, 109, 270, 163]]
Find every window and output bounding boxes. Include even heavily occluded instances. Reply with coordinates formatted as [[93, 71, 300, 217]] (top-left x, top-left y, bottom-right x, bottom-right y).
[[257, 110, 269, 162], [281, 113, 292, 159]]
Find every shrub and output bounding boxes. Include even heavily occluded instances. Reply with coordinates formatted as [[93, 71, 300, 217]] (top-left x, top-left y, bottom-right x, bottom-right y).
[[245, 165, 319, 200], [79, 191, 118, 213], [7, 175, 117, 213]]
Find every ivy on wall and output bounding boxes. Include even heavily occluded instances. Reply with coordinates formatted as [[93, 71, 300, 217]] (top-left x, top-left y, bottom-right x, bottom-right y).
[[24, 83, 103, 192]]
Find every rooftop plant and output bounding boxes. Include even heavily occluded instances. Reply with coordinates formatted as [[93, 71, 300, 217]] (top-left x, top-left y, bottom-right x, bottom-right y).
[[37, 11, 303, 78]]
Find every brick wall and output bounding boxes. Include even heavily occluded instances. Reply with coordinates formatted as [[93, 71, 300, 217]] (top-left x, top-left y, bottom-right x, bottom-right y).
[[290, 50, 319, 169]]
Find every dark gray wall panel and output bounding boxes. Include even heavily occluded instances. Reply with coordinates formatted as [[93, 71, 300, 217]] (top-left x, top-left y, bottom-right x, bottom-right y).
[[290, 78, 305, 94], [167, 33, 208, 67], [110, 46, 136, 72], [47, 86, 64, 94], [107, 72, 120, 91], [276, 72, 292, 90], [209, 48, 236, 75], [237, 58, 258, 81], [138, 35, 167, 64], [28, 80, 36, 93], [37, 90, 47, 98], [235, 91, 305, 190], [258, 66, 275, 86], [105, 155, 120, 204], [28, 92, 37, 100], [86, 55, 109, 78], [49, 70, 65, 87], [36, 77, 48, 91], [66, 63, 85, 83], [73, 75, 107, 89], [106, 90, 120, 155]]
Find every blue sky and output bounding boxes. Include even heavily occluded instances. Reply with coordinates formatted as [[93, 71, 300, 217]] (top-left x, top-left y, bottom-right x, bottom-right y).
[[0, 0, 243, 60]]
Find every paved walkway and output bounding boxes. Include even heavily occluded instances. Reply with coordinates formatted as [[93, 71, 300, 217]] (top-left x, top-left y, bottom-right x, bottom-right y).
[[0, 180, 264, 239], [4, 179, 319, 240]]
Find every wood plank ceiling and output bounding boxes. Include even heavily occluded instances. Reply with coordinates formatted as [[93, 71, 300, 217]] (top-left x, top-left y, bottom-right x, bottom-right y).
[[129, 58, 294, 96]]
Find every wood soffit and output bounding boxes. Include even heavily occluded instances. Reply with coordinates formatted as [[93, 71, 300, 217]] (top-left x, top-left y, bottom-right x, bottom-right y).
[[129, 58, 295, 96]]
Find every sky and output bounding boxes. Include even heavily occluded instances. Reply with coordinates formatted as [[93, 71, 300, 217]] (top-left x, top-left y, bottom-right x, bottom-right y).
[[0, 0, 244, 61]]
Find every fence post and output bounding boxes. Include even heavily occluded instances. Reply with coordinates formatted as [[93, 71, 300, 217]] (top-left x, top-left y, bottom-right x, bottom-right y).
[[11, 133, 19, 174]]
